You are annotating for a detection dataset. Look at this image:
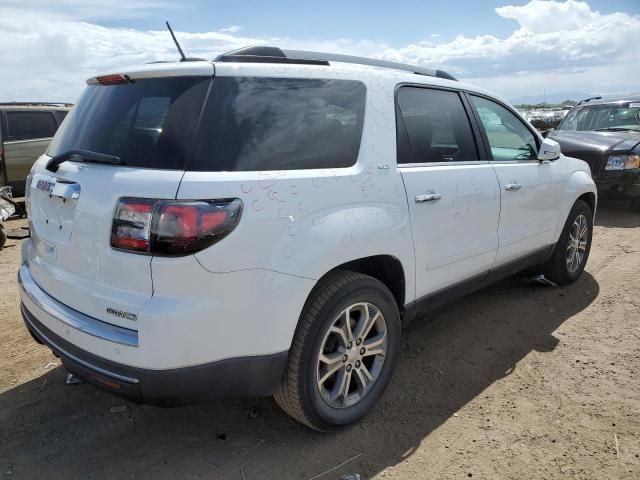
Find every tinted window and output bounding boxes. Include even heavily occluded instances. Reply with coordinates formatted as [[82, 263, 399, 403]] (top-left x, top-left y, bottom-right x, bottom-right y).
[[48, 77, 210, 170], [6, 111, 57, 141], [396, 87, 478, 164], [190, 77, 366, 171], [559, 104, 640, 132], [54, 111, 69, 123], [471, 96, 538, 161]]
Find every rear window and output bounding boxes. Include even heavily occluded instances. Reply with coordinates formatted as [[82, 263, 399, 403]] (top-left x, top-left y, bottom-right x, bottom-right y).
[[6, 111, 57, 141], [189, 77, 366, 171], [48, 77, 210, 170], [49, 76, 366, 172]]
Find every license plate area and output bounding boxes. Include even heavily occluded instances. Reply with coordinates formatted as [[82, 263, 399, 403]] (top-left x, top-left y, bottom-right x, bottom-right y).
[[30, 174, 80, 244]]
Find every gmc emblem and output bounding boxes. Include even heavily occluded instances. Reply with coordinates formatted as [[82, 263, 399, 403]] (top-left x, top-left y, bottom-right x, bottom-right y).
[[35, 179, 55, 193]]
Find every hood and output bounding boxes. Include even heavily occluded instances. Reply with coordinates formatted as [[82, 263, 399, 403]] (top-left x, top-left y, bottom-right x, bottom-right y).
[[549, 129, 640, 155]]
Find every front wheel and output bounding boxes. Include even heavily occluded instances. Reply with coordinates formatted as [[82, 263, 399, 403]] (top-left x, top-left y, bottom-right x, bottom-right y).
[[274, 271, 400, 431], [543, 200, 593, 285], [0, 226, 6, 250]]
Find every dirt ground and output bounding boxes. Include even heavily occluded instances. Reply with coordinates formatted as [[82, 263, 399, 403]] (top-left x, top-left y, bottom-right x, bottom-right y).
[[0, 199, 639, 480]]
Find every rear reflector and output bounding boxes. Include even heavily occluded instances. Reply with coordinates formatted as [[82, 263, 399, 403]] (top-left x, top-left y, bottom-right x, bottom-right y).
[[111, 198, 242, 256]]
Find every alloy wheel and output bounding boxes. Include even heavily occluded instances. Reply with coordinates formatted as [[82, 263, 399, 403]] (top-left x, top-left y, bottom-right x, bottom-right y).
[[316, 302, 388, 408], [566, 214, 589, 273]]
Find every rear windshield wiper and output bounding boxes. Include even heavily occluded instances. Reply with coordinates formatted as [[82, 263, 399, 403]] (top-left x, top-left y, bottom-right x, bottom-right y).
[[46, 149, 124, 173]]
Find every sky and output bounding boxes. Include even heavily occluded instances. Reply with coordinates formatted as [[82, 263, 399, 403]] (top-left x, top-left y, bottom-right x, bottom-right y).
[[1, 0, 639, 103]]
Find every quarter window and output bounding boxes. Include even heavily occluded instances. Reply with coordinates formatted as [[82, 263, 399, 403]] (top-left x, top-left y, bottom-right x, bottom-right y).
[[396, 87, 478, 164], [471, 96, 538, 161], [190, 77, 366, 171], [6, 111, 57, 141]]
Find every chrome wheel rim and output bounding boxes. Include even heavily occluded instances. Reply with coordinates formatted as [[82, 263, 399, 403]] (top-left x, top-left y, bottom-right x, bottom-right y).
[[316, 302, 388, 408], [566, 214, 589, 273]]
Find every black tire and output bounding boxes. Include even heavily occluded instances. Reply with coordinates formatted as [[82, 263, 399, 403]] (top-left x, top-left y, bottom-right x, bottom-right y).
[[0, 226, 6, 250], [629, 197, 640, 213], [274, 270, 401, 432], [543, 200, 593, 285]]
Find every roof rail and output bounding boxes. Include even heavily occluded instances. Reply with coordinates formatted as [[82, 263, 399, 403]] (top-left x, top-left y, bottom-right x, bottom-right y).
[[0, 101, 73, 107], [215, 46, 458, 81]]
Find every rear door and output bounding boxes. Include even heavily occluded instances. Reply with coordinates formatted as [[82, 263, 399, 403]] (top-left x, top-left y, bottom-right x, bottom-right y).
[[27, 70, 212, 326], [397, 86, 501, 297], [3, 110, 57, 189], [469, 95, 563, 265]]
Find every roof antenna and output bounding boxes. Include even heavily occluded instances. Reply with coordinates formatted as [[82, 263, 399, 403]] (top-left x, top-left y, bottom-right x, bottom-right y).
[[166, 21, 186, 61]]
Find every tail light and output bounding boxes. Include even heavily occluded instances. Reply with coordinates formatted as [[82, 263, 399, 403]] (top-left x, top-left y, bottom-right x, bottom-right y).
[[111, 198, 242, 256]]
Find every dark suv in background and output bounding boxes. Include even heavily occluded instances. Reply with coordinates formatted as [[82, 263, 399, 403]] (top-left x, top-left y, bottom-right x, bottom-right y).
[[0, 103, 71, 196], [548, 96, 640, 211]]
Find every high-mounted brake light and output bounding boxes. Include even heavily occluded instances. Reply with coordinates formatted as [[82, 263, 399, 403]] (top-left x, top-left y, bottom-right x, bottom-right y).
[[111, 198, 242, 256], [96, 74, 128, 85]]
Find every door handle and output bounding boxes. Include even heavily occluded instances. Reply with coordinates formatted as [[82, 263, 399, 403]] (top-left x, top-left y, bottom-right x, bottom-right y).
[[504, 183, 522, 192], [415, 193, 442, 203]]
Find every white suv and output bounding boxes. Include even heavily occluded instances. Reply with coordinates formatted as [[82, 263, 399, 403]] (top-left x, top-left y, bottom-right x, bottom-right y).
[[19, 47, 596, 431]]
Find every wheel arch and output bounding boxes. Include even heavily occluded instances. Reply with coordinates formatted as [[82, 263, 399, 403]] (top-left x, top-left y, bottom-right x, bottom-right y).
[[577, 191, 597, 218], [299, 254, 407, 324], [557, 169, 597, 240], [329, 255, 406, 309]]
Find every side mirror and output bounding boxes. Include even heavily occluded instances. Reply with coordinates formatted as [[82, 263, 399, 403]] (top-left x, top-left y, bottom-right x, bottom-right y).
[[538, 137, 561, 162]]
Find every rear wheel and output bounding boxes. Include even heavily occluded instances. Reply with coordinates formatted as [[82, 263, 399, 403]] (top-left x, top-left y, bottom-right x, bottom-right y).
[[0, 226, 6, 250], [543, 200, 593, 285], [274, 270, 400, 431]]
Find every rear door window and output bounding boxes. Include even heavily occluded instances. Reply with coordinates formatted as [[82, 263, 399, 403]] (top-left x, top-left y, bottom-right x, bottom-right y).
[[48, 77, 210, 170], [396, 87, 478, 164], [6, 111, 57, 141], [190, 77, 366, 171]]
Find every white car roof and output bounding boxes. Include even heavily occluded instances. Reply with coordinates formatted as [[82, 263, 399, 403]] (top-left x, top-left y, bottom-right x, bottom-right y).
[[87, 50, 510, 108]]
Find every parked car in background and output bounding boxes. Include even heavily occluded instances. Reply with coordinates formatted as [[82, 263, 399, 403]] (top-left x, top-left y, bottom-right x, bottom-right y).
[[524, 110, 557, 132], [0, 185, 16, 249], [19, 47, 596, 431], [548, 96, 640, 211], [1, 103, 71, 196]]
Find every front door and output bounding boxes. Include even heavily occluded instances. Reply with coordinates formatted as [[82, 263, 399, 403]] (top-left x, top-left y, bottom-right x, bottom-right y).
[[469, 95, 563, 265], [396, 86, 501, 298]]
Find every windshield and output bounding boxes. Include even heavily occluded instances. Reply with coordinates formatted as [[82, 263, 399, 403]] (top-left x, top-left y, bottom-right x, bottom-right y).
[[558, 103, 640, 132], [48, 77, 211, 170]]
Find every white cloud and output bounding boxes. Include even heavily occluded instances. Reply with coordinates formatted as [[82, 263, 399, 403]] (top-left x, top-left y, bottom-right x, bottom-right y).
[[374, 0, 640, 98], [219, 25, 243, 34], [496, 0, 597, 34], [0, 1, 638, 102]]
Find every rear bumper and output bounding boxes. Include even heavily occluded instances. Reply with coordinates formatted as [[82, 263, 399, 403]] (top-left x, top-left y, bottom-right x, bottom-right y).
[[22, 304, 288, 405], [18, 264, 289, 405]]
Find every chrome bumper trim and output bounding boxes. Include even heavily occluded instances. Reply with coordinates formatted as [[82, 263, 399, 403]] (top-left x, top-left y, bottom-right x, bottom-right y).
[[22, 304, 139, 384], [18, 265, 139, 347]]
